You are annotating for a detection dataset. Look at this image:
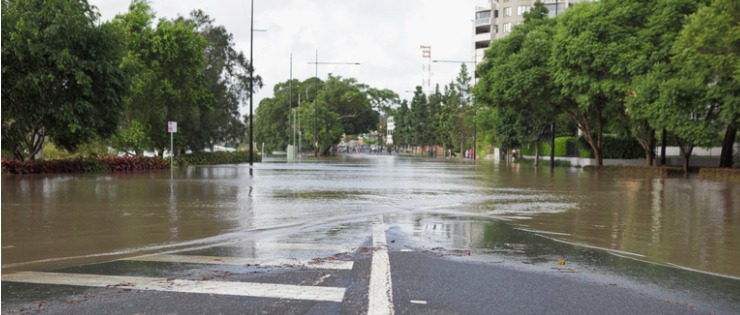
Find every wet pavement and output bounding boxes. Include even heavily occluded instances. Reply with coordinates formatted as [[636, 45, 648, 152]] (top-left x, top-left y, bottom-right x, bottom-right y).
[[2, 154, 739, 314]]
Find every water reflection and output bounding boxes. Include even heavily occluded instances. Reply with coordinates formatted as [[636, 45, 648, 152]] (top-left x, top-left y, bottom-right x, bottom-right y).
[[390, 212, 740, 309], [493, 172, 740, 278], [2, 156, 739, 280]]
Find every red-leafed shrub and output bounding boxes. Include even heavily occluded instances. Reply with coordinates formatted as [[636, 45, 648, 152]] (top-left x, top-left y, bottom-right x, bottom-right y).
[[2, 156, 170, 174], [101, 156, 170, 172]]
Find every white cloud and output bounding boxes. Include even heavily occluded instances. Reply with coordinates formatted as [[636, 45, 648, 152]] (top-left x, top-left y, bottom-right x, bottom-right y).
[[89, 0, 480, 114]]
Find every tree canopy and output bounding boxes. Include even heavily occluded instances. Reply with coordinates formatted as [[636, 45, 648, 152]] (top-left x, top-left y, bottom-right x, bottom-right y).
[[255, 75, 392, 155], [2, 0, 261, 160], [2, 0, 128, 160], [473, 0, 737, 167]]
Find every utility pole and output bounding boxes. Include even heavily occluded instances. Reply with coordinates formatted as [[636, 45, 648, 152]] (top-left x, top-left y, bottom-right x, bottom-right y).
[[248, 0, 254, 175], [314, 50, 318, 157]]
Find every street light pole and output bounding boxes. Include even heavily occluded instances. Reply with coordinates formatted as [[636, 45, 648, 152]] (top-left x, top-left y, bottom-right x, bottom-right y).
[[249, 0, 254, 175], [314, 50, 318, 157]]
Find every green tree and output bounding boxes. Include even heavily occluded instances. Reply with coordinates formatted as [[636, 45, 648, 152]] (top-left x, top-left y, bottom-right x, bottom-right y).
[[626, 0, 703, 165], [671, 0, 739, 167], [183, 10, 261, 152], [550, 0, 654, 166], [2, 0, 128, 160], [322, 75, 378, 135], [255, 76, 385, 155], [437, 82, 461, 153], [409, 86, 434, 150], [254, 79, 302, 152], [367, 88, 401, 118], [111, 119, 150, 155], [445, 64, 474, 155], [392, 100, 412, 151], [111, 0, 211, 156], [427, 84, 445, 155], [475, 2, 557, 162], [298, 93, 343, 155]]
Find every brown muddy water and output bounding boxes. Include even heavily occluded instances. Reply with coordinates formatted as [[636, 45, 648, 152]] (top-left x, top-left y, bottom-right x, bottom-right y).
[[2, 155, 738, 280]]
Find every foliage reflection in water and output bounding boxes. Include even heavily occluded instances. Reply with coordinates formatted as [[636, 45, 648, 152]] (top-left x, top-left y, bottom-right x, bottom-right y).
[[2, 155, 738, 283]]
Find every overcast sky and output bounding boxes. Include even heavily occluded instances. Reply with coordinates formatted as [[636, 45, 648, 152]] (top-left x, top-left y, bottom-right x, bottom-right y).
[[89, 0, 483, 114]]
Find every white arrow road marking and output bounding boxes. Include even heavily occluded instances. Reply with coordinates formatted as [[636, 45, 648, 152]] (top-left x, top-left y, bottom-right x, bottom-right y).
[[3, 271, 346, 302], [368, 215, 394, 315], [123, 254, 354, 270]]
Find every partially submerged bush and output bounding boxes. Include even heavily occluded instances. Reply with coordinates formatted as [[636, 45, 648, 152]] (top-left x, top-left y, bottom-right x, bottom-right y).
[[179, 151, 260, 166], [2, 156, 170, 174]]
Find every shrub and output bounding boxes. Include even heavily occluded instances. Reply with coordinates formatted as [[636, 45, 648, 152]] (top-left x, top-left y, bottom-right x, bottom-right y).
[[578, 136, 643, 159], [520, 143, 538, 156], [101, 156, 170, 172], [2, 156, 170, 174], [179, 150, 260, 166], [527, 137, 574, 157], [516, 157, 573, 167]]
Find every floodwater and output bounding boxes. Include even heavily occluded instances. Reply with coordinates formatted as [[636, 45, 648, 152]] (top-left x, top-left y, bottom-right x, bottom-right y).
[[2, 155, 739, 284]]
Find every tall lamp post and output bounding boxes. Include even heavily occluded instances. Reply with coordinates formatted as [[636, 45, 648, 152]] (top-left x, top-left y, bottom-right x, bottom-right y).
[[248, 0, 265, 174], [249, 0, 254, 174], [308, 51, 360, 157], [433, 59, 477, 161]]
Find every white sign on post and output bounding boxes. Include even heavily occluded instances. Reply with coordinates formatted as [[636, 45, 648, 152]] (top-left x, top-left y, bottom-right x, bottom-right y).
[[168, 121, 177, 178], [168, 121, 178, 133]]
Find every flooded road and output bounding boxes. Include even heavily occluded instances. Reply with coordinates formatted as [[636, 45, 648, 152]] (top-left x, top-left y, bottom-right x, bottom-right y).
[[2, 154, 739, 283]]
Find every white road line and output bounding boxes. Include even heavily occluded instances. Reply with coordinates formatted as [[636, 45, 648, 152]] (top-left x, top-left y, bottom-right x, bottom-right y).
[[123, 254, 354, 270], [3, 271, 346, 302], [410, 300, 427, 305], [226, 242, 353, 252], [368, 215, 394, 315]]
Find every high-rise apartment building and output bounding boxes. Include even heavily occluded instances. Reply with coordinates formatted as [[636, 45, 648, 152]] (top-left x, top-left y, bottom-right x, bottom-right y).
[[474, 0, 581, 66]]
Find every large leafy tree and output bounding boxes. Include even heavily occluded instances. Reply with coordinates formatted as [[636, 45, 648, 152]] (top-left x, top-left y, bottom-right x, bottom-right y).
[[671, 0, 739, 167], [254, 79, 304, 152], [2, 0, 128, 160], [550, 0, 654, 166], [626, 0, 703, 165], [475, 2, 558, 161], [184, 10, 261, 152], [111, 0, 211, 156], [255, 75, 384, 155], [322, 75, 378, 135]]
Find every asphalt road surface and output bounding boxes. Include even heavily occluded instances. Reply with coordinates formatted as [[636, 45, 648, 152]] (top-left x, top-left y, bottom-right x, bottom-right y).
[[3, 215, 737, 315]]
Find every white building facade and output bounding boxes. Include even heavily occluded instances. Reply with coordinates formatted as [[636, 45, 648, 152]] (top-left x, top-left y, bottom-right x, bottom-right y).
[[474, 0, 582, 68]]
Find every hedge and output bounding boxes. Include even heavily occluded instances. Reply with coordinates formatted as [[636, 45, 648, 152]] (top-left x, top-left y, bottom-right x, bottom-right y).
[[522, 135, 644, 160], [578, 136, 644, 159], [178, 151, 260, 166], [520, 137, 576, 157], [2, 156, 170, 174]]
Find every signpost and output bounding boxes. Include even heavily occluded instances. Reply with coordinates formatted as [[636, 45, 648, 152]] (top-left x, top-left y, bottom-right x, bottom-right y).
[[168, 121, 177, 178]]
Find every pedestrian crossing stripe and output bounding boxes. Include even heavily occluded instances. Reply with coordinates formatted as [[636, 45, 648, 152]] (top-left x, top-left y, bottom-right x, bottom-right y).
[[123, 254, 354, 270], [3, 271, 347, 302]]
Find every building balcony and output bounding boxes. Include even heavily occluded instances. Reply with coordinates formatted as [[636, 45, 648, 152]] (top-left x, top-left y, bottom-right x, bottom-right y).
[[474, 32, 492, 44], [475, 17, 491, 26]]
